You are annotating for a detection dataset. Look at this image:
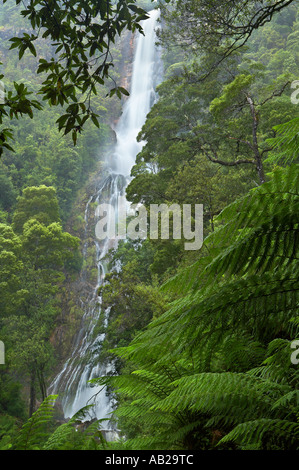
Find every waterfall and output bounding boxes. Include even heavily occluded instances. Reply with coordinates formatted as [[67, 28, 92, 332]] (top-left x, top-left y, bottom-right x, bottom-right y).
[[49, 9, 162, 434]]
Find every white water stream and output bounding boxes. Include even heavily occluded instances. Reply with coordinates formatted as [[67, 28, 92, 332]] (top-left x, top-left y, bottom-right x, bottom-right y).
[[49, 9, 162, 435]]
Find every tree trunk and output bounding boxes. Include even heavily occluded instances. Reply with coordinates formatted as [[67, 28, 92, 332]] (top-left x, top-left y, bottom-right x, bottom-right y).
[[246, 95, 266, 184], [29, 369, 36, 417], [37, 366, 47, 401]]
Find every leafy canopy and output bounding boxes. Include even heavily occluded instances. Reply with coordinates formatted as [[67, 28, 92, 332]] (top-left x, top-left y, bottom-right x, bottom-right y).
[[0, 0, 152, 153]]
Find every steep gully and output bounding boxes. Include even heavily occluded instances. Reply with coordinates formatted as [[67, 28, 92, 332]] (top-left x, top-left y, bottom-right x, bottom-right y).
[[49, 9, 163, 439]]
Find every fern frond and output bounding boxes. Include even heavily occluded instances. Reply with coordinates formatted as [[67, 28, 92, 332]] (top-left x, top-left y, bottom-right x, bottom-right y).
[[219, 418, 299, 450], [43, 421, 76, 450], [98, 165, 299, 450], [14, 395, 58, 450], [266, 117, 299, 165], [155, 373, 289, 421], [43, 412, 109, 450], [137, 268, 299, 361], [161, 166, 298, 300]]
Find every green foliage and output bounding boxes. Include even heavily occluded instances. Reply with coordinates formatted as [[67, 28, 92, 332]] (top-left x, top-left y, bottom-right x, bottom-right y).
[[85, 5, 299, 451], [96, 240, 168, 372], [0, 78, 43, 156], [0, 4, 121, 221], [157, 166, 298, 348], [266, 116, 299, 164], [12, 185, 61, 233], [1, 0, 299, 452], [97, 165, 299, 450], [42, 408, 109, 451], [0, 166, 16, 211], [0, 223, 24, 318], [1, 397, 110, 450], [158, 0, 297, 79], [0, 0, 152, 152], [0, 414, 20, 450], [209, 74, 254, 117], [0, 185, 80, 419], [13, 395, 58, 450], [0, 372, 26, 420]]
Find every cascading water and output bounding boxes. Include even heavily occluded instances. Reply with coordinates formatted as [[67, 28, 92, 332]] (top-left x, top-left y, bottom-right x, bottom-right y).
[[49, 9, 162, 434]]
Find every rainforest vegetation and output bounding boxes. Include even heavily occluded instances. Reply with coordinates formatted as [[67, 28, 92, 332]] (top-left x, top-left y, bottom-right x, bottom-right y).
[[0, 0, 298, 452]]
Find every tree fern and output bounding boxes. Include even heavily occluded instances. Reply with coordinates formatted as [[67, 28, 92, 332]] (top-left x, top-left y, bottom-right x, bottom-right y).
[[42, 404, 109, 450], [162, 164, 298, 295], [95, 164, 299, 450], [138, 166, 299, 356], [13, 395, 58, 450], [42, 420, 77, 450], [266, 117, 299, 165], [9, 397, 110, 450], [219, 418, 299, 450]]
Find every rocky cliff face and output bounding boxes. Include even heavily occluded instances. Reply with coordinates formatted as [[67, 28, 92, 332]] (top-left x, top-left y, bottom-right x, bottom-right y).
[[49, 27, 138, 365], [110, 30, 136, 129], [120, 33, 136, 91]]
